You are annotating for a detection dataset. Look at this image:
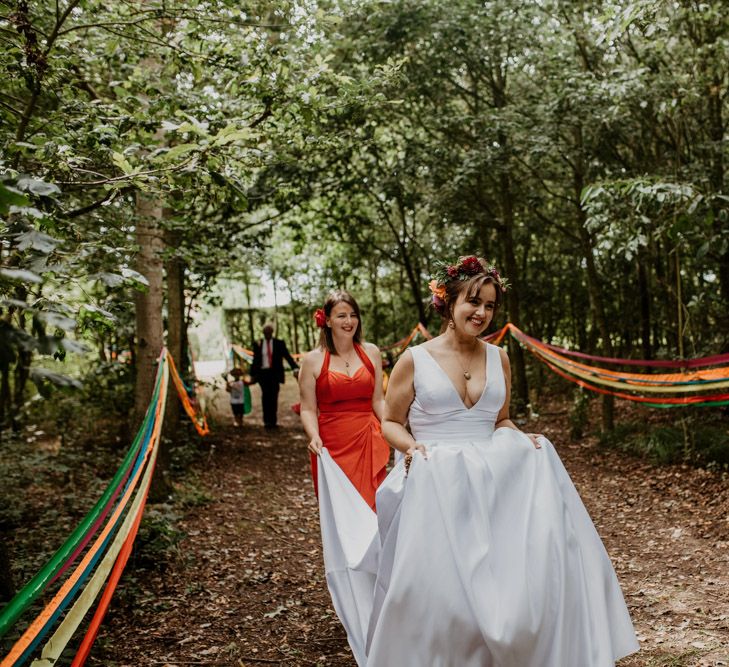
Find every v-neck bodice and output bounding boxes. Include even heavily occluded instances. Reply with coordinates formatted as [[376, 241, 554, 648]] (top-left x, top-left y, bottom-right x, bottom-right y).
[[316, 344, 375, 413], [408, 343, 505, 443]]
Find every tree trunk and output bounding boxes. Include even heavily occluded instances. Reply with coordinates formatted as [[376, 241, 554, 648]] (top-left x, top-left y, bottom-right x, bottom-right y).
[[573, 126, 614, 431], [707, 74, 729, 332], [134, 196, 168, 501], [133, 193, 165, 425], [389, 198, 428, 326], [637, 253, 652, 360], [289, 291, 299, 354], [498, 169, 529, 414], [0, 362, 10, 432], [577, 221, 614, 430], [164, 229, 184, 437]]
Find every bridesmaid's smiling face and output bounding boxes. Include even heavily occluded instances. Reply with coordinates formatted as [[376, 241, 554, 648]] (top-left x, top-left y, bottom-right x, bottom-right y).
[[327, 301, 360, 338], [452, 282, 497, 336]]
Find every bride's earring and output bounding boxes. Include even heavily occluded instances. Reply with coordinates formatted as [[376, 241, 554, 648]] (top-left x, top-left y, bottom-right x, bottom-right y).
[[448, 319, 455, 329]]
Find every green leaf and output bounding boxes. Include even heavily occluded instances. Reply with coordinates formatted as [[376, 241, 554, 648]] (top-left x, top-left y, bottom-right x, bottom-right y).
[[60, 338, 89, 354], [30, 367, 83, 389], [0, 183, 30, 214], [16, 177, 61, 197], [93, 272, 125, 288], [36, 311, 76, 331], [213, 126, 252, 146], [121, 267, 150, 286], [81, 304, 116, 322], [0, 268, 43, 284], [15, 231, 61, 253], [112, 152, 134, 174], [163, 143, 199, 160]]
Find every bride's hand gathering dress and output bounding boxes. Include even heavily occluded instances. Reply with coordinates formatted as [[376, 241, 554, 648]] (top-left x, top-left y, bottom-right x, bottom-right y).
[[318, 342, 639, 667]]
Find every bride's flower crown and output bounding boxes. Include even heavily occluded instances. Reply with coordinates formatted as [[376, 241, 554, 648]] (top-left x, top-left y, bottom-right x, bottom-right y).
[[428, 255, 508, 309]]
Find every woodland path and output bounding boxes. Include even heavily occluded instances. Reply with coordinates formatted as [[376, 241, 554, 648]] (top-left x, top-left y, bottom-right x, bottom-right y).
[[94, 380, 729, 667]]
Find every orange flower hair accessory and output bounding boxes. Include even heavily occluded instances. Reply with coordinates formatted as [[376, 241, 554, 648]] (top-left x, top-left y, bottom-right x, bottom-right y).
[[428, 279, 446, 300]]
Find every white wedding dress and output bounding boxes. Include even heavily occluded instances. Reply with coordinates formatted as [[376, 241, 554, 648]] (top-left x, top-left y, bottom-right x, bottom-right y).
[[317, 342, 639, 667]]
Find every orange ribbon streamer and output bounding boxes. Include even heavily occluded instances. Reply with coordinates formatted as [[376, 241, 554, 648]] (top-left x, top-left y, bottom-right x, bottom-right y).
[[167, 353, 209, 436]]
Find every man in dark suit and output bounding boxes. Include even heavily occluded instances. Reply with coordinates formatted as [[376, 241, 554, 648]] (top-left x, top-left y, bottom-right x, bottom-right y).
[[251, 323, 299, 429]]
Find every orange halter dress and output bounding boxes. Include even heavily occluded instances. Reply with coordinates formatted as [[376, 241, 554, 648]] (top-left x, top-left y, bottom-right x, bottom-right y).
[[312, 344, 390, 510]]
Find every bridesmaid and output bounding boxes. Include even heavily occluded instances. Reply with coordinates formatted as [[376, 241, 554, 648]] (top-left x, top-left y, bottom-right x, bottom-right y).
[[298, 290, 390, 510]]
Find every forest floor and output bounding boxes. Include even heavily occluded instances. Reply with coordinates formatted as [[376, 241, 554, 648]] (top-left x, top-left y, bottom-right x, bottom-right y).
[[4, 379, 729, 667]]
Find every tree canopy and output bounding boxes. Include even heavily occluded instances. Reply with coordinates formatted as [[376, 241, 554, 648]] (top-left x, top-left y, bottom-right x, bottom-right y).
[[1, 0, 727, 427]]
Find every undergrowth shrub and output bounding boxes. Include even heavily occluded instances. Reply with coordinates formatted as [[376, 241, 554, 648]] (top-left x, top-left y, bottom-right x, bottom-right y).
[[600, 417, 729, 467]]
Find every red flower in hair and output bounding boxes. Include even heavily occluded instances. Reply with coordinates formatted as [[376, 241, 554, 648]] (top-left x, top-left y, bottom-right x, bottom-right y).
[[314, 308, 326, 328], [446, 265, 459, 277]]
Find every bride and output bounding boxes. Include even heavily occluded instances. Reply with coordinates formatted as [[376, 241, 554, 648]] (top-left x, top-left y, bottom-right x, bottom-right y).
[[316, 255, 639, 666]]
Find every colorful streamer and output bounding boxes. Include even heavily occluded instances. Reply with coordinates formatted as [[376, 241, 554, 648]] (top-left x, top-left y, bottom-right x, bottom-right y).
[[0, 369, 160, 640], [510, 327, 729, 386], [168, 352, 209, 436], [30, 405, 162, 667], [1, 355, 169, 667], [534, 338, 729, 369], [0, 349, 209, 667], [493, 323, 729, 407]]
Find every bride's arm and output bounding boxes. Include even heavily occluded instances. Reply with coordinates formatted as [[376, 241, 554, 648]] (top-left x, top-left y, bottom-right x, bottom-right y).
[[381, 351, 425, 456], [494, 348, 542, 449]]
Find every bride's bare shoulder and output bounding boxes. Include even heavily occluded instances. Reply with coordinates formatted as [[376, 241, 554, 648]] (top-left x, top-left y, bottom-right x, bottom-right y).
[[421, 335, 446, 352]]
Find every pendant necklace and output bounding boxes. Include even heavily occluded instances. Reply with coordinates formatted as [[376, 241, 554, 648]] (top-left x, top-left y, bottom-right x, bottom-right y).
[[342, 350, 356, 376], [457, 344, 479, 381]]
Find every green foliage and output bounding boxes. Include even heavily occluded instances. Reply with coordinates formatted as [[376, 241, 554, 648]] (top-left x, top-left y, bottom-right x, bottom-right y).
[[600, 416, 729, 466], [1, 0, 368, 427], [569, 390, 593, 440], [133, 506, 186, 571], [250, 0, 728, 363], [1, 0, 728, 438]]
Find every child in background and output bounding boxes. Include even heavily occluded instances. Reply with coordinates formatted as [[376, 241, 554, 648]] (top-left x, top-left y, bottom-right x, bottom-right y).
[[225, 368, 247, 427]]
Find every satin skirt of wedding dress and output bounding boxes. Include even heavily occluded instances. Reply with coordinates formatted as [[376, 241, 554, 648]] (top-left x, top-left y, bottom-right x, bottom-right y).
[[317, 431, 639, 667]]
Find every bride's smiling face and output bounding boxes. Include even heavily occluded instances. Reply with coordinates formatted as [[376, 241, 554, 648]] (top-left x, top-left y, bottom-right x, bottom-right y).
[[451, 282, 497, 336]]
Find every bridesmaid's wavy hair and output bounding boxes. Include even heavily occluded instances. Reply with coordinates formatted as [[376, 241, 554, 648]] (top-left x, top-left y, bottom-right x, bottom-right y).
[[318, 290, 363, 354], [434, 273, 504, 326]]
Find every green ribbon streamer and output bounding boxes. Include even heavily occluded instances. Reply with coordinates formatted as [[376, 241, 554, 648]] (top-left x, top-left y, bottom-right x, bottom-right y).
[[0, 360, 165, 639], [644, 399, 729, 409]]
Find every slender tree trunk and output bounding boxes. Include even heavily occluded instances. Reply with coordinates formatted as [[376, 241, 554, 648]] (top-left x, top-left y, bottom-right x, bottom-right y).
[[388, 199, 428, 325], [577, 225, 614, 430], [637, 253, 652, 360], [573, 127, 614, 430], [289, 291, 299, 354], [0, 362, 10, 432], [11, 299, 31, 432], [133, 194, 165, 424], [164, 229, 185, 437], [498, 169, 529, 413], [134, 196, 168, 501], [485, 58, 529, 412], [370, 258, 380, 342], [707, 75, 729, 331]]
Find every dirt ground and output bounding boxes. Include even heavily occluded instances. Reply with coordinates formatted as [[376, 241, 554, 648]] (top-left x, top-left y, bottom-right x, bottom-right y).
[[84, 380, 729, 666]]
